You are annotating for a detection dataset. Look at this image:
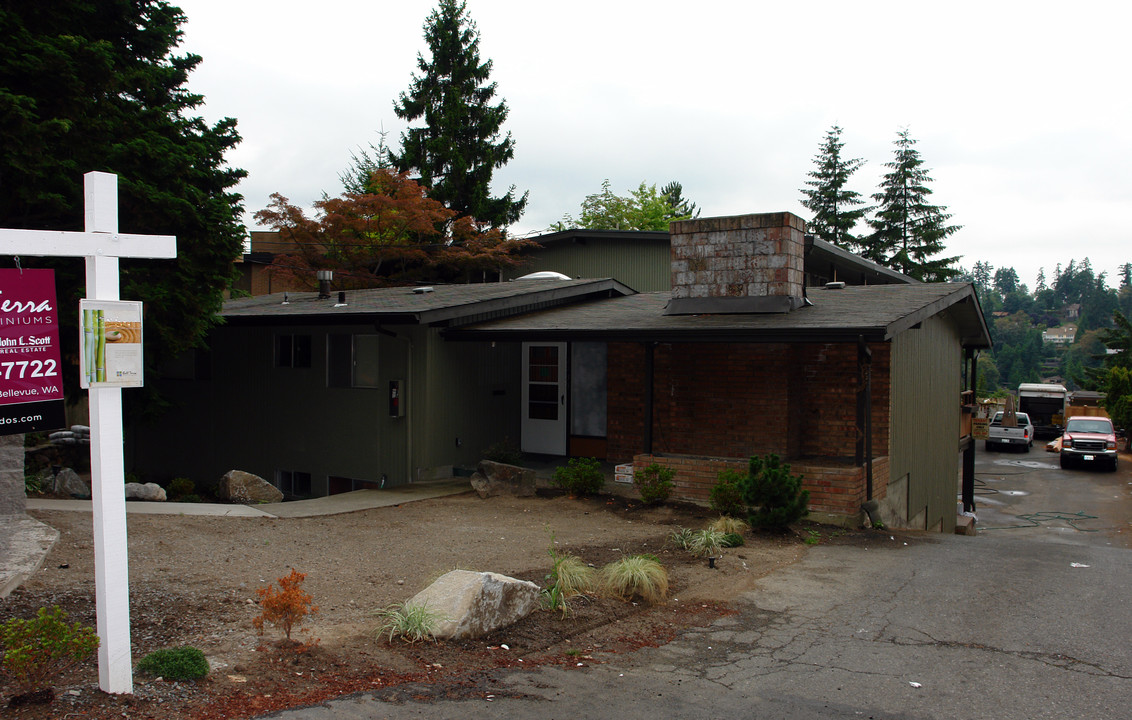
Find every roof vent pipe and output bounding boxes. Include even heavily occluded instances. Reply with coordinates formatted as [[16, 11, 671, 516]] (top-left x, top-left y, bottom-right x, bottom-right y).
[[317, 269, 334, 299], [334, 291, 347, 307]]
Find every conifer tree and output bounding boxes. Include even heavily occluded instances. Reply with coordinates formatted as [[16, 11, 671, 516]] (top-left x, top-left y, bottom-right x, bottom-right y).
[[389, 0, 527, 229], [0, 0, 246, 407], [865, 129, 961, 281], [799, 126, 869, 252]]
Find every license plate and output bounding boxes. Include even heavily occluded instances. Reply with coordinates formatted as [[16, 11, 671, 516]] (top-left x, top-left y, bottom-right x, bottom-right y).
[[1084, 455, 1095, 461]]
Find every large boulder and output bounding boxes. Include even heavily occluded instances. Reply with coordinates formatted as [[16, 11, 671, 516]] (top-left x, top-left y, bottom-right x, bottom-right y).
[[52, 468, 90, 498], [217, 470, 283, 504], [408, 570, 540, 640], [469, 460, 535, 499], [124, 482, 167, 501]]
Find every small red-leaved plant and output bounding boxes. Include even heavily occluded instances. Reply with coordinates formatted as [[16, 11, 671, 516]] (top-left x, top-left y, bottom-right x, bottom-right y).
[[252, 569, 319, 643]]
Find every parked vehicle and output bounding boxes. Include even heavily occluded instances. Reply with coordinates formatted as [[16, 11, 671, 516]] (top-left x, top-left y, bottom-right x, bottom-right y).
[[986, 411, 1033, 452], [1018, 383, 1068, 439], [1059, 416, 1119, 471]]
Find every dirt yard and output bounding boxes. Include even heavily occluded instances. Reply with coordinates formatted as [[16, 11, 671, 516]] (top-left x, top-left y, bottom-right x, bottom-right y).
[[1, 490, 813, 719]]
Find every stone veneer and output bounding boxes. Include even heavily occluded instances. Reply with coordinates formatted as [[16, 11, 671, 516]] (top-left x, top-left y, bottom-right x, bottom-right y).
[[667, 212, 806, 312]]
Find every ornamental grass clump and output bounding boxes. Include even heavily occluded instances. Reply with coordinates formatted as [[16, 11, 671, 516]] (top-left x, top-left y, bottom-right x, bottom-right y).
[[599, 555, 668, 605], [253, 569, 319, 643], [136, 646, 210, 681], [374, 603, 443, 644], [688, 528, 726, 558], [542, 532, 596, 617], [709, 515, 750, 535], [0, 606, 99, 704], [666, 526, 695, 551]]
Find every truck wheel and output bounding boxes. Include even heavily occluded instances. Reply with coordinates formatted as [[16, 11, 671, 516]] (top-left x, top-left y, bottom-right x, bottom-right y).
[[1059, 454, 1071, 469], [1109, 457, 1119, 472], [984, 441, 994, 452]]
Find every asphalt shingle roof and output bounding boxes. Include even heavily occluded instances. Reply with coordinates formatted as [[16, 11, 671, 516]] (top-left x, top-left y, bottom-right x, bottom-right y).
[[447, 283, 990, 347], [219, 278, 631, 325]]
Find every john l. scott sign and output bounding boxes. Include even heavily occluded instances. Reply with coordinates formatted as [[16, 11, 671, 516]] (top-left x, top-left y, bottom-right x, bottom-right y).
[[0, 268, 66, 435]]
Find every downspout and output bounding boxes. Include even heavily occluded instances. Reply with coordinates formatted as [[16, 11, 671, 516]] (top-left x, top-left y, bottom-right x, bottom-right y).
[[858, 336, 877, 523], [644, 342, 655, 454]]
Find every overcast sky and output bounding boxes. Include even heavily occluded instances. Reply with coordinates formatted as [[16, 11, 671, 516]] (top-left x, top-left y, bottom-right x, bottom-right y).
[[177, 0, 1130, 290]]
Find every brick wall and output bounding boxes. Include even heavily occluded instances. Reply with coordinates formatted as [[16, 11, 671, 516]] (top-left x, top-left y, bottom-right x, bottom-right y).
[[633, 453, 891, 519], [607, 341, 891, 464]]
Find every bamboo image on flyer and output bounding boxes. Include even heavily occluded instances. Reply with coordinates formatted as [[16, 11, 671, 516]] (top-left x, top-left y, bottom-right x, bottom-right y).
[[79, 300, 144, 388]]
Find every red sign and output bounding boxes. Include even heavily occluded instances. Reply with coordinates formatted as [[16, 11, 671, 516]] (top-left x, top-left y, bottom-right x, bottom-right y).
[[0, 268, 66, 434]]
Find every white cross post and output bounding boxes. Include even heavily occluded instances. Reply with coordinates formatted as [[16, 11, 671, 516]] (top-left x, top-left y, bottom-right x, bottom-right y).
[[0, 172, 176, 693]]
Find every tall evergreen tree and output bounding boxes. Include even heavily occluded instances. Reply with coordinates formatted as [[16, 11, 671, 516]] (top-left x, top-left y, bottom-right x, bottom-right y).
[[865, 129, 961, 281], [660, 181, 699, 221], [0, 0, 246, 409], [799, 125, 869, 252], [389, 0, 527, 229]]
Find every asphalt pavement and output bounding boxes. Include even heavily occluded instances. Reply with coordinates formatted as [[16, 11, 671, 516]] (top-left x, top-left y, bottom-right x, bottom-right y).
[[265, 447, 1132, 720]]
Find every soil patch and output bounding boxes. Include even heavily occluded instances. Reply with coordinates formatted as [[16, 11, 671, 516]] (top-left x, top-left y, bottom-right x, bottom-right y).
[[1, 490, 824, 719]]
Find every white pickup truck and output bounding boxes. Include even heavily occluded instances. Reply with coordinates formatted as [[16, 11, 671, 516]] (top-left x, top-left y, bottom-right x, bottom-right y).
[[986, 411, 1034, 452]]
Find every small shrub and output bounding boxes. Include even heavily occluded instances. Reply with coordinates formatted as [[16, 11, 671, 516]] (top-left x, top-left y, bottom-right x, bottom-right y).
[[482, 438, 524, 466], [167, 477, 195, 501], [0, 606, 99, 697], [253, 569, 319, 642], [720, 532, 745, 548], [688, 528, 726, 558], [632, 463, 675, 504], [666, 526, 695, 550], [709, 470, 747, 518], [551, 457, 605, 496], [136, 646, 209, 680], [599, 555, 668, 604], [178, 493, 203, 503], [740, 454, 809, 530], [708, 515, 750, 535], [23, 472, 43, 495], [374, 603, 443, 644]]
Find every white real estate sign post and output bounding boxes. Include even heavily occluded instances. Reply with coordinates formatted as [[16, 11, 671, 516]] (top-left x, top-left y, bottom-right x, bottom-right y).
[[0, 172, 176, 693]]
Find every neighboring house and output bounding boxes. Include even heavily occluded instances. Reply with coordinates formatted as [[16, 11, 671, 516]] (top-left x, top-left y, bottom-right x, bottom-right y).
[[131, 212, 990, 532], [1065, 303, 1081, 320], [1042, 325, 1077, 344]]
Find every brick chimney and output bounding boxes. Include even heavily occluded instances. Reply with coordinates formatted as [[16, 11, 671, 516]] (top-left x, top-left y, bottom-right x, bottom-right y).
[[665, 212, 807, 315]]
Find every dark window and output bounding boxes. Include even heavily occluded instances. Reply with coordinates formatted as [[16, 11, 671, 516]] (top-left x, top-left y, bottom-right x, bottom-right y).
[[275, 334, 312, 368], [275, 470, 312, 498], [327, 334, 379, 388]]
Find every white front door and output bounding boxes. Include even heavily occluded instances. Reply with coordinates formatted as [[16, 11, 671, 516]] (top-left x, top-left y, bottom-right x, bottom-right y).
[[521, 342, 567, 455]]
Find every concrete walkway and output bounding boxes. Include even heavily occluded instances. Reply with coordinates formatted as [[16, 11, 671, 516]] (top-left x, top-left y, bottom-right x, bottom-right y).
[[1, 478, 473, 599]]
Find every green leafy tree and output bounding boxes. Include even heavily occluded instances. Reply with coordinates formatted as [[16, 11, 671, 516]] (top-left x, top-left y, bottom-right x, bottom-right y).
[[1101, 366, 1132, 432], [864, 129, 961, 281], [553, 179, 696, 231], [799, 125, 870, 252], [0, 0, 246, 409], [389, 0, 527, 228]]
